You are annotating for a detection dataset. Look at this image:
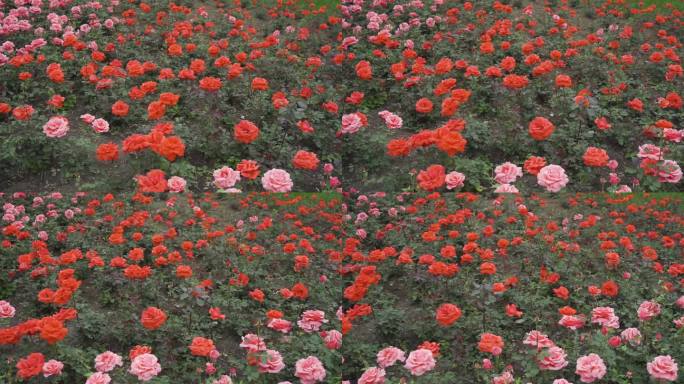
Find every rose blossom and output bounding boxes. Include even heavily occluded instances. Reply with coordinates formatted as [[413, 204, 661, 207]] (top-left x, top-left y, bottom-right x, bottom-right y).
[[298, 310, 328, 332], [523, 330, 554, 349], [637, 300, 661, 321], [129, 353, 161, 381], [575, 353, 606, 383], [620, 328, 641, 345], [657, 160, 682, 183], [591, 307, 620, 329], [0, 300, 16, 318], [445, 171, 465, 189], [91, 118, 110, 133], [42, 360, 64, 377], [377, 346, 405, 368], [538, 347, 568, 371], [404, 349, 436, 376], [323, 330, 342, 349], [94, 351, 123, 372], [647, 355, 678, 382], [552, 380, 573, 384], [267, 318, 292, 333], [358, 367, 386, 384], [86, 372, 111, 384], [239, 334, 267, 352], [213, 167, 241, 189], [494, 184, 519, 193], [378, 110, 402, 129], [294, 356, 326, 384], [43, 116, 70, 138], [494, 162, 523, 184], [340, 113, 362, 134], [166, 176, 186, 193], [537, 164, 569, 192], [257, 350, 285, 373], [261, 169, 293, 192]]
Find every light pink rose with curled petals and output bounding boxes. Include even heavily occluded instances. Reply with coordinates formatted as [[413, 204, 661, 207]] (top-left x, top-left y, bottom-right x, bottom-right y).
[[261, 169, 293, 192], [167, 176, 186, 193], [647, 355, 678, 382], [637, 300, 661, 321], [494, 162, 523, 184], [377, 347, 405, 368], [129, 353, 161, 381], [257, 350, 285, 374], [537, 164, 569, 192], [358, 367, 386, 384], [213, 166, 241, 189], [43, 116, 70, 138], [91, 118, 109, 133], [445, 171, 465, 189], [298, 310, 327, 333], [575, 353, 606, 383], [94, 351, 123, 373], [42, 360, 63, 377], [404, 349, 435, 376], [86, 372, 111, 384], [494, 184, 519, 193], [294, 356, 326, 384], [538, 347, 568, 371], [0, 300, 15, 318]]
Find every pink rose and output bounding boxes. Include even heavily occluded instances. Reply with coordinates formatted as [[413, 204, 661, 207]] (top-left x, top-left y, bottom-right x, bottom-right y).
[[676, 296, 684, 309], [94, 351, 123, 373], [552, 380, 573, 384], [258, 350, 285, 374], [213, 167, 241, 189], [591, 307, 620, 329], [378, 111, 402, 129], [620, 328, 642, 345], [341, 113, 362, 134], [538, 347, 568, 371], [358, 367, 386, 384], [377, 347, 405, 368], [298, 310, 328, 333], [523, 330, 554, 349], [0, 300, 15, 318], [637, 300, 661, 321], [43, 116, 70, 138], [323, 330, 342, 350], [212, 376, 233, 384], [91, 118, 110, 133], [239, 334, 266, 352], [167, 176, 186, 193], [404, 349, 436, 376], [637, 144, 662, 160], [86, 372, 112, 384], [42, 359, 64, 377], [575, 353, 606, 383], [537, 164, 569, 192], [261, 169, 293, 192], [267, 318, 292, 333], [494, 184, 519, 193], [559, 315, 585, 330], [445, 171, 465, 189], [129, 353, 161, 381], [657, 160, 682, 183], [647, 355, 678, 382], [80, 114, 96, 123], [494, 162, 523, 184], [294, 356, 326, 384]]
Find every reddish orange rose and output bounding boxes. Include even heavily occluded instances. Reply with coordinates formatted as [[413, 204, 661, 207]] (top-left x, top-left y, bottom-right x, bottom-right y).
[[528, 117, 554, 141], [417, 164, 446, 191], [436, 303, 462, 327], [234, 120, 260, 144], [141, 307, 167, 330], [292, 150, 320, 170], [583, 147, 609, 167]]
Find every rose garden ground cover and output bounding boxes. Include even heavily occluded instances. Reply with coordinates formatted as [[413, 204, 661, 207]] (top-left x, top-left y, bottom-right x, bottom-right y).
[[0, 191, 682, 383]]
